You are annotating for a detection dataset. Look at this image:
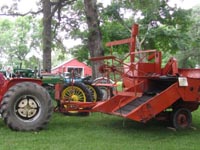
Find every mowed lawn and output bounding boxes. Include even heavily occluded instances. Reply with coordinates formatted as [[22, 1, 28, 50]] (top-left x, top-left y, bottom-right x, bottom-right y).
[[1, 109, 200, 150]]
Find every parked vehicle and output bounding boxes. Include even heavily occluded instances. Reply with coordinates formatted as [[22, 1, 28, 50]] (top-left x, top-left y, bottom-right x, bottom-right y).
[[2, 24, 199, 131], [0, 67, 35, 78], [54, 24, 200, 129], [0, 73, 53, 131]]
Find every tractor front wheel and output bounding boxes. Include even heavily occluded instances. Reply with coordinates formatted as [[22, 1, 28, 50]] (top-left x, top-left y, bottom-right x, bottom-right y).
[[172, 108, 192, 129], [0, 82, 53, 131]]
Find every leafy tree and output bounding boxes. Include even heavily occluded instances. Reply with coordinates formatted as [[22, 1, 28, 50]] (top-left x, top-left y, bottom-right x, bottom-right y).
[[83, 0, 104, 78], [176, 5, 200, 68], [0, 19, 14, 63], [0, 0, 76, 72], [49, 0, 105, 77], [42, 0, 52, 72], [0, 0, 196, 74], [0, 16, 42, 68], [103, 1, 191, 50]]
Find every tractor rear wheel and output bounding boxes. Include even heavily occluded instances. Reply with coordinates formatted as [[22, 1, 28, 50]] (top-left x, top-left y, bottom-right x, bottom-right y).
[[93, 77, 114, 100], [83, 81, 103, 101], [172, 108, 192, 129], [0, 82, 53, 131], [61, 82, 92, 103], [61, 82, 92, 115], [98, 86, 113, 100]]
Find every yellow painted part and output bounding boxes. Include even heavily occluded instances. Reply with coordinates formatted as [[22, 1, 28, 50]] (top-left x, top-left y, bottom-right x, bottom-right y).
[[61, 86, 86, 102], [86, 85, 97, 102]]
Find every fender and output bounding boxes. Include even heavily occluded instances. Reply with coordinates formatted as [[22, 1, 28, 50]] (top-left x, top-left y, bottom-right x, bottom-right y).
[[0, 76, 42, 103]]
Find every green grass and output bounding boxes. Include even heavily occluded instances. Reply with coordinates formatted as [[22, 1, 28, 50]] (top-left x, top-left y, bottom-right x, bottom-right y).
[[1, 109, 200, 150]]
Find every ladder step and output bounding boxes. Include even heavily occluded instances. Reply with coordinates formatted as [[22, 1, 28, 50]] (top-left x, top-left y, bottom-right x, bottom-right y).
[[115, 91, 142, 97]]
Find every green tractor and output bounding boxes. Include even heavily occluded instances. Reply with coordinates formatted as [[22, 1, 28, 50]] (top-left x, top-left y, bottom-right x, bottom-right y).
[[1, 65, 103, 115], [0, 66, 35, 78]]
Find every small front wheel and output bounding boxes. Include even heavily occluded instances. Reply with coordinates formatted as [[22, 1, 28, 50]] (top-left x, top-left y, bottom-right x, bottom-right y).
[[172, 108, 192, 129]]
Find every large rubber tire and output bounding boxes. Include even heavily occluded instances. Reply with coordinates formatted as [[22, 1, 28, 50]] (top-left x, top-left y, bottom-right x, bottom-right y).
[[61, 82, 92, 116], [98, 86, 113, 100], [93, 77, 114, 100], [172, 108, 192, 129], [0, 82, 53, 131], [83, 81, 103, 102], [61, 82, 92, 102]]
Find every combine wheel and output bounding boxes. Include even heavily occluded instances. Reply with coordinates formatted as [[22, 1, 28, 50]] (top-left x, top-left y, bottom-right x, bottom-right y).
[[61, 82, 92, 115], [172, 108, 192, 129], [0, 82, 53, 131]]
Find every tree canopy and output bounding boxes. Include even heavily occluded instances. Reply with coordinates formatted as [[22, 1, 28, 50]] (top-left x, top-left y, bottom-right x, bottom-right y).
[[0, 0, 199, 74], [0, 16, 42, 68]]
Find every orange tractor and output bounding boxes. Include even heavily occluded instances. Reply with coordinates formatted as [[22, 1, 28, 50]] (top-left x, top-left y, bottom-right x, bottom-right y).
[[0, 75, 53, 131], [55, 24, 200, 129]]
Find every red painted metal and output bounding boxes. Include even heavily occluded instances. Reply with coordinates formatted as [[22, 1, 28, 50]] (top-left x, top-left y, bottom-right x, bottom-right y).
[[57, 101, 97, 113], [55, 83, 63, 100], [162, 57, 178, 75], [0, 73, 42, 102], [57, 24, 200, 127]]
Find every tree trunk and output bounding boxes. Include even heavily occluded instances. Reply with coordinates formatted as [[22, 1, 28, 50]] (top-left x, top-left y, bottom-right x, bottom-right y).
[[83, 0, 104, 79], [42, 0, 52, 72]]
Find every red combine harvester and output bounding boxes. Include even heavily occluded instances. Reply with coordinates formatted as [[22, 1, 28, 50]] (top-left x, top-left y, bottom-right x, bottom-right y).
[[55, 24, 200, 129]]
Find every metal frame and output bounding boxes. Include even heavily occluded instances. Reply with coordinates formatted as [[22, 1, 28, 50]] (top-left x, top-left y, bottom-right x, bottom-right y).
[[55, 24, 200, 128]]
